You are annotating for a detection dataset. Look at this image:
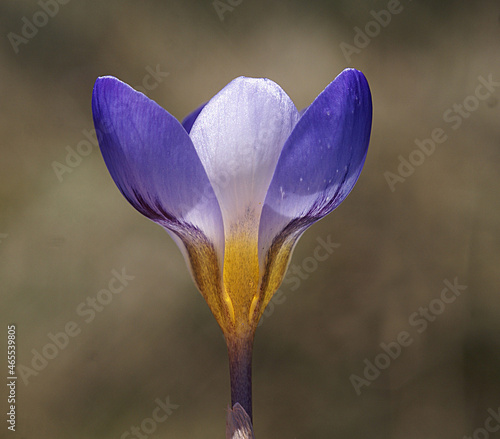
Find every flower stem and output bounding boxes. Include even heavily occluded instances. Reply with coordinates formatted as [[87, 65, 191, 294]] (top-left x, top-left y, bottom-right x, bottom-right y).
[[226, 333, 254, 421]]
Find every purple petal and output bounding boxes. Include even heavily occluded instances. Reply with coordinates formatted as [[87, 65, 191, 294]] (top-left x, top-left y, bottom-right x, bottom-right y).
[[92, 76, 224, 250], [182, 102, 207, 134], [259, 69, 372, 251]]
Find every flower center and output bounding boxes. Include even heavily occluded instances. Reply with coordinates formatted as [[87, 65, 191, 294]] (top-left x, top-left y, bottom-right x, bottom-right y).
[[222, 212, 261, 336]]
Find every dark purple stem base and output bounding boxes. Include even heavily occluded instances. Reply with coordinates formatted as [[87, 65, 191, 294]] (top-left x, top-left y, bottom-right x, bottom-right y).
[[227, 334, 254, 421]]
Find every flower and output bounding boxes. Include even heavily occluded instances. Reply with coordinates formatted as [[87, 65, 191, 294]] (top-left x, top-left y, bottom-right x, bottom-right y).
[[92, 69, 372, 419]]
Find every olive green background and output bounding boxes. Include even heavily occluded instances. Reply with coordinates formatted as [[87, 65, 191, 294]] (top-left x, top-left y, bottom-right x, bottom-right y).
[[1, 0, 499, 437]]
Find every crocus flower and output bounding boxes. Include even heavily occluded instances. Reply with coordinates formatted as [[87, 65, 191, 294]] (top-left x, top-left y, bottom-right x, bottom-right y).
[[92, 69, 372, 423]]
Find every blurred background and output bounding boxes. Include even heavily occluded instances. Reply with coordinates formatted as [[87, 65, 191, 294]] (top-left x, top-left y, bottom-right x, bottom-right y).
[[1, 0, 499, 437]]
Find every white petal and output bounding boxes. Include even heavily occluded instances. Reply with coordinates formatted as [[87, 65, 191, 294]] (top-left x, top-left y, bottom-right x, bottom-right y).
[[189, 77, 300, 226]]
